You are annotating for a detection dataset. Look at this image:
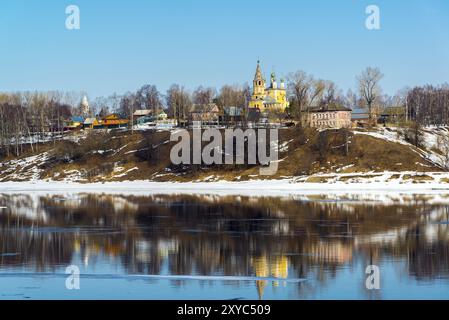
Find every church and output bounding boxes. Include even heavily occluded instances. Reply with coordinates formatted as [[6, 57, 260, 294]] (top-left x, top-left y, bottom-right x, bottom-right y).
[[248, 61, 289, 113]]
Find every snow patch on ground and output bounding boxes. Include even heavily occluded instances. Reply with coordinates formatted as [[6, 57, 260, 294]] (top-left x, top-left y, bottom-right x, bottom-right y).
[[0, 152, 49, 182], [113, 167, 139, 178]]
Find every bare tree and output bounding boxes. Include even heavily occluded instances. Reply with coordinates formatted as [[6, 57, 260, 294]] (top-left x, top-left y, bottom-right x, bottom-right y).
[[215, 85, 248, 108], [437, 132, 449, 169], [166, 84, 192, 126], [286, 71, 312, 121], [320, 80, 343, 106], [407, 84, 449, 126], [193, 86, 216, 106], [357, 67, 384, 121], [308, 79, 325, 107], [344, 89, 359, 110], [119, 93, 139, 118], [136, 85, 163, 115]]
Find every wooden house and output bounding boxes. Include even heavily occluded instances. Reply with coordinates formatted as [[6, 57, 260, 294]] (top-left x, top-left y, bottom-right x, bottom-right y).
[[189, 103, 221, 125], [100, 114, 129, 129], [83, 118, 99, 129], [66, 116, 84, 131]]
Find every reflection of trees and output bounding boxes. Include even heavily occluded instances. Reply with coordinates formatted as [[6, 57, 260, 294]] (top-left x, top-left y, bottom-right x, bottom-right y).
[[375, 223, 449, 281], [408, 237, 449, 281], [0, 228, 73, 272], [1, 193, 449, 294]]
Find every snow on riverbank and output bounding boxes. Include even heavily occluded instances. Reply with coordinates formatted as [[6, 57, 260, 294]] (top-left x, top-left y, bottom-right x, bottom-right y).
[[2, 176, 449, 198]]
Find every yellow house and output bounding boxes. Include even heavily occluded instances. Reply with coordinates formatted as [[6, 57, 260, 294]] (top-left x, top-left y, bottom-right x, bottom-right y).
[[83, 118, 99, 129], [248, 61, 289, 113]]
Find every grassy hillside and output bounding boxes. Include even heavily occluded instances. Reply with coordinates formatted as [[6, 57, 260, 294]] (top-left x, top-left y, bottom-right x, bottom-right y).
[[0, 126, 444, 183]]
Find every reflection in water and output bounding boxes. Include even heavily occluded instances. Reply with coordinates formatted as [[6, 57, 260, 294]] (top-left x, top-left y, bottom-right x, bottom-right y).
[[1, 193, 449, 299]]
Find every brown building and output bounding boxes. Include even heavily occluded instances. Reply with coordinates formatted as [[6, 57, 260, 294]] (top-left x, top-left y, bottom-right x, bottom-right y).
[[189, 103, 221, 124], [304, 104, 352, 129]]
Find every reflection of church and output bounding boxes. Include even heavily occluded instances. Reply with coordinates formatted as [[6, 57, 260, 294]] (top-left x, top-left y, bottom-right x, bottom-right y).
[[252, 255, 289, 300], [248, 61, 289, 113]]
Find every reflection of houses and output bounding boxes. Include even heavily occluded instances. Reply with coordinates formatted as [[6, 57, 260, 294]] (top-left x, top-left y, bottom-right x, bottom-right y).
[[304, 104, 352, 129], [252, 256, 289, 300], [309, 242, 353, 264], [134, 239, 179, 263]]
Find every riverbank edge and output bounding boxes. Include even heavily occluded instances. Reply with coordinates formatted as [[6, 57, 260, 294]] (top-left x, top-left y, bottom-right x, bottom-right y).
[[2, 177, 449, 196]]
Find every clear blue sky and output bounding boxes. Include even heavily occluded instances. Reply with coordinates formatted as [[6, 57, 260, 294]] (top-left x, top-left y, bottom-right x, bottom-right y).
[[1, 0, 448, 99]]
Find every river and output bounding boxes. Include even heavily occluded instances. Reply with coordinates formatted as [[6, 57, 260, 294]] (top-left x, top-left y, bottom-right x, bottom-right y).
[[1, 192, 449, 299]]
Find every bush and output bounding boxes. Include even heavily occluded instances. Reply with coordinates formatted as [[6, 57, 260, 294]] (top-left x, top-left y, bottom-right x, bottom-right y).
[[85, 162, 115, 180], [52, 131, 121, 162], [52, 140, 84, 163], [402, 122, 424, 148], [310, 129, 352, 162], [316, 131, 331, 161], [135, 131, 158, 163]]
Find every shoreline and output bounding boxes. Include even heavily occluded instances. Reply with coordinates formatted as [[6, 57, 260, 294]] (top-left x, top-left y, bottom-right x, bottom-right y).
[[2, 178, 449, 196]]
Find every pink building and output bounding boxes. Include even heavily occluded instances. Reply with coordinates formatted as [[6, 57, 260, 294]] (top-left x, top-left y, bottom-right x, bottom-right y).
[[304, 104, 352, 129]]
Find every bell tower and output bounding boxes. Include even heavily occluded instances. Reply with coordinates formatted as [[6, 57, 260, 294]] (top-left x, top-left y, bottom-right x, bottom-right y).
[[252, 60, 266, 99]]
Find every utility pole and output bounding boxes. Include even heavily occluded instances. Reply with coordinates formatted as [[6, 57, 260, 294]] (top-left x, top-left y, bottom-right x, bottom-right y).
[[131, 97, 134, 135], [405, 95, 408, 123]]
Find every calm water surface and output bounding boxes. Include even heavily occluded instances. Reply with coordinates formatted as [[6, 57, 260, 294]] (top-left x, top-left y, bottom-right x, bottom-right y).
[[1, 192, 449, 300]]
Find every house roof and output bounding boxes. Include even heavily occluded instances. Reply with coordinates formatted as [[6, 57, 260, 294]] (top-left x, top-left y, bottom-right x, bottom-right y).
[[266, 86, 286, 91], [71, 116, 84, 123], [190, 103, 220, 114], [308, 104, 352, 113], [351, 113, 370, 120], [263, 96, 278, 104], [84, 118, 97, 125], [224, 106, 243, 116], [351, 107, 370, 120], [133, 109, 152, 116]]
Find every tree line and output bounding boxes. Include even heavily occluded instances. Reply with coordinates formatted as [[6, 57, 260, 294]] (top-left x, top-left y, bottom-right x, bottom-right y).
[[407, 84, 449, 126], [0, 91, 81, 157], [1, 66, 448, 157], [0, 84, 251, 157]]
